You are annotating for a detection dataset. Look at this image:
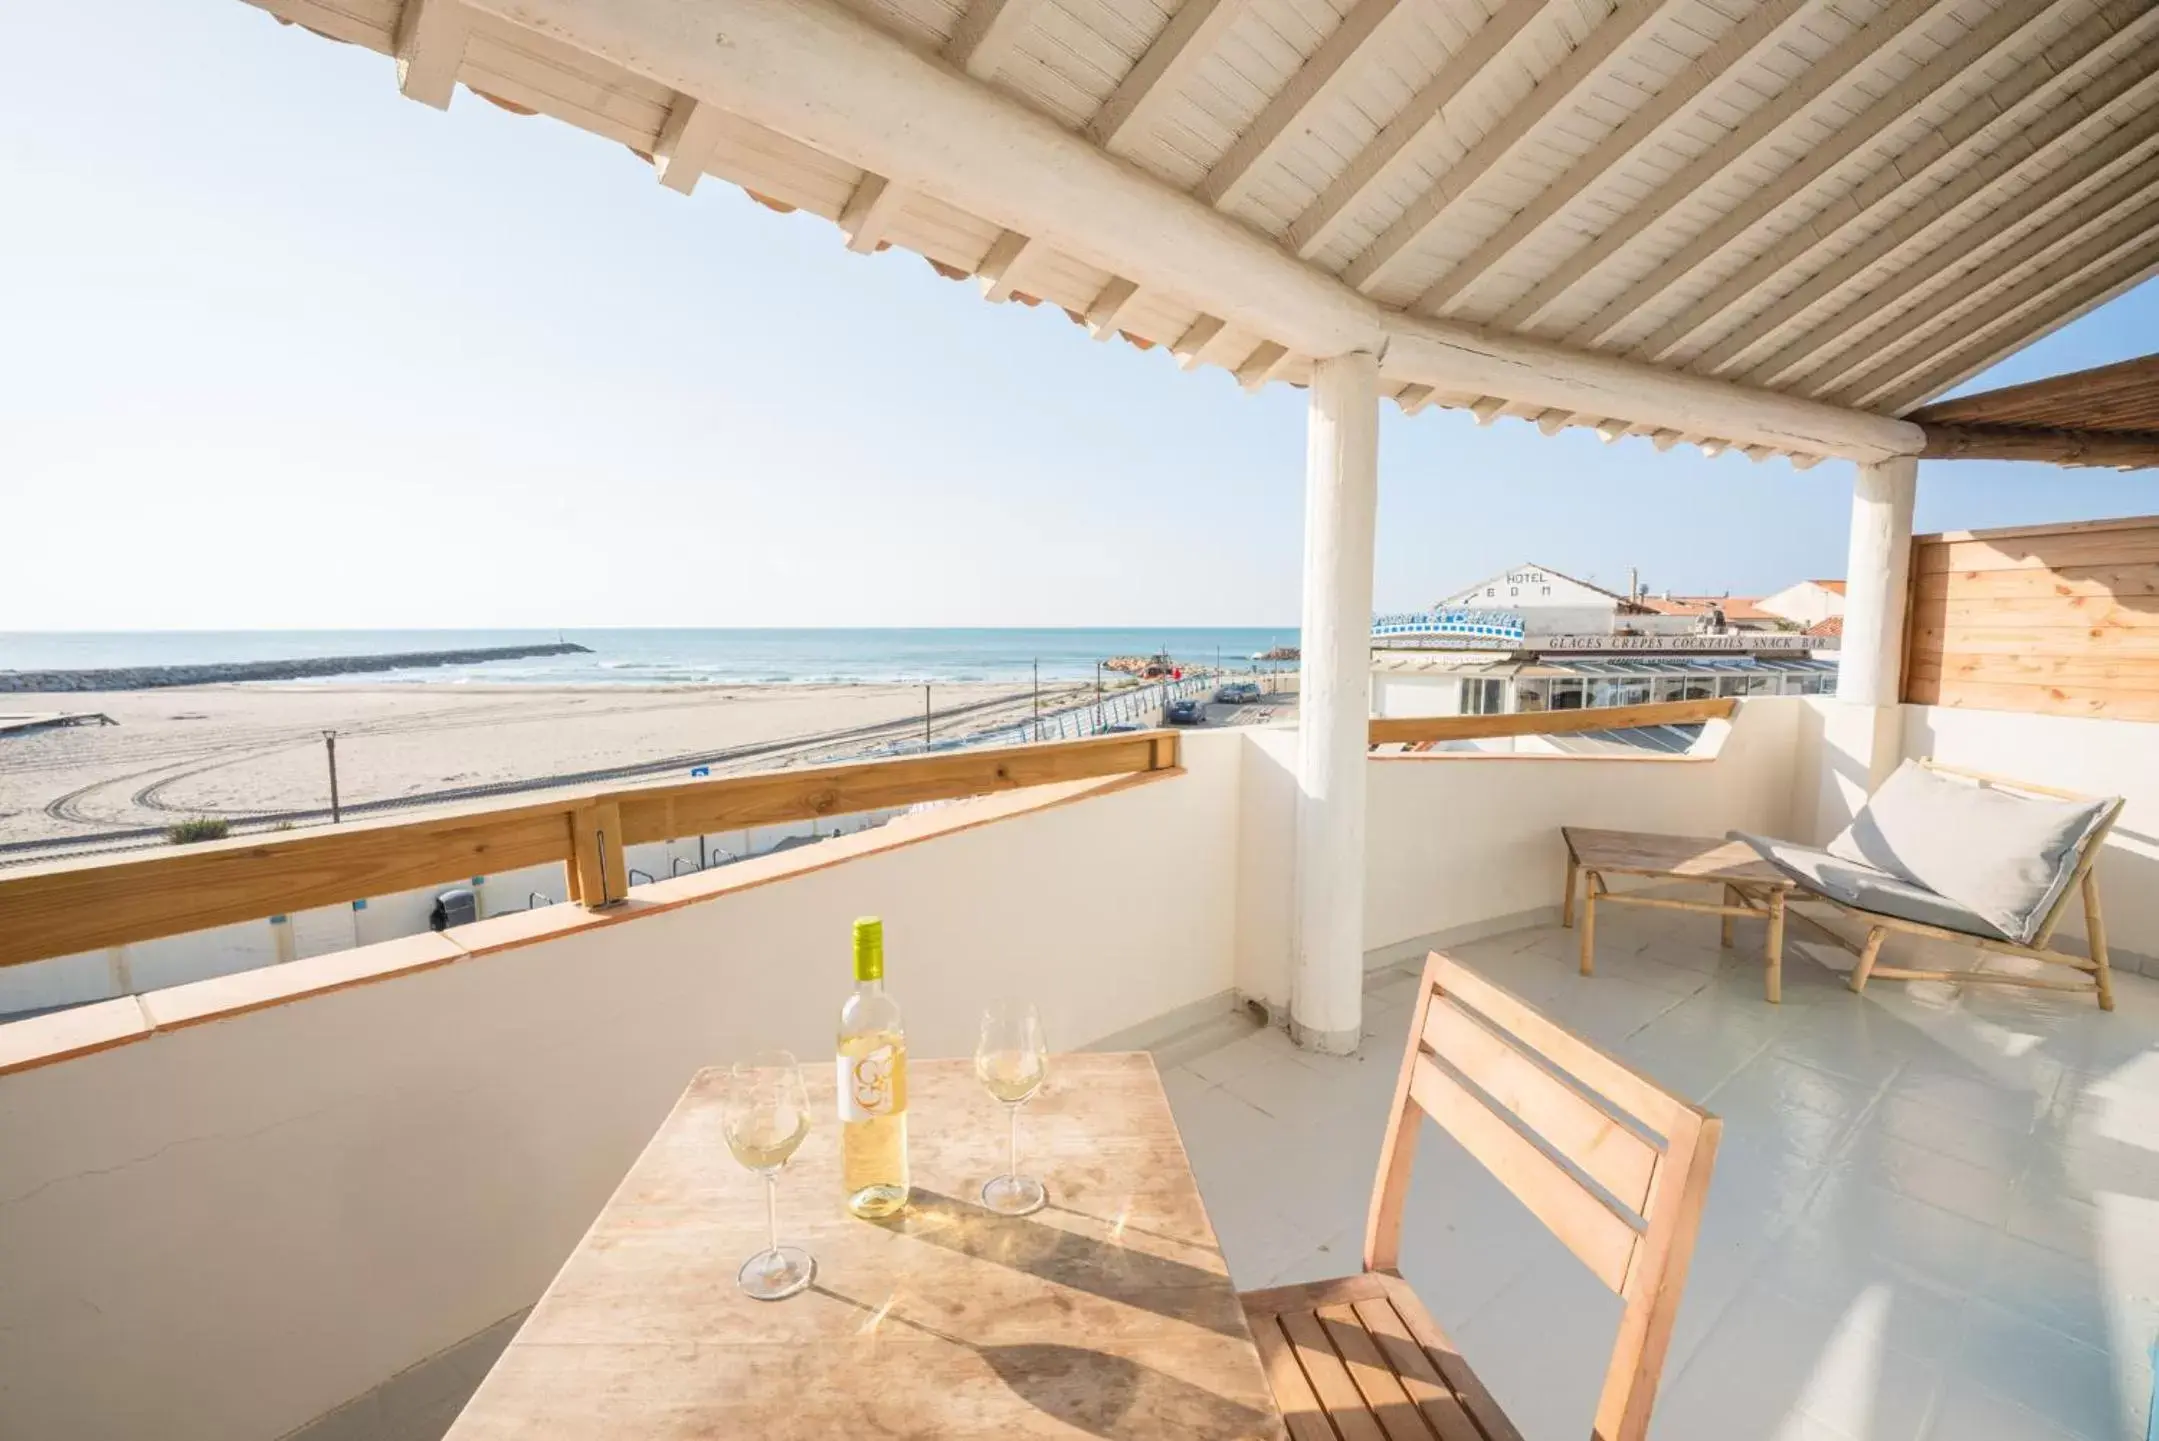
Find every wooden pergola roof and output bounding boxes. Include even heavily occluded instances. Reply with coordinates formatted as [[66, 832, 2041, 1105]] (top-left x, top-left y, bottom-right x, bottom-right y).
[[248, 0, 2159, 467], [1911, 352, 2159, 467]]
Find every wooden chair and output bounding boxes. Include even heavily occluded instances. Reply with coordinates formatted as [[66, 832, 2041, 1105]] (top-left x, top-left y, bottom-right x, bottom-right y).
[[1240, 953, 1720, 1441]]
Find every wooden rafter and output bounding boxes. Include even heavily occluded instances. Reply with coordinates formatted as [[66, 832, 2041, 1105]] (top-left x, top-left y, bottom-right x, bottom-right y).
[[1881, 232, 2159, 414], [1412, 0, 1812, 316], [1809, 170, 2159, 405], [1171, 314, 1228, 369], [834, 0, 1052, 254], [653, 95, 725, 194], [1697, 55, 2159, 380], [394, 0, 468, 109], [1087, 0, 1249, 153], [1565, 0, 2062, 350], [1284, 0, 1551, 261], [977, 230, 1042, 303], [1197, 0, 1407, 212], [946, 0, 1039, 80], [1635, 5, 2159, 366], [1489, 0, 1949, 333], [840, 173, 909, 253], [1235, 340, 1291, 391], [1752, 113, 2159, 389], [1917, 424, 2159, 468], [1910, 352, 2159, 427], [1342, 0, 1669, 298], [1084, 277, 1143, 338]]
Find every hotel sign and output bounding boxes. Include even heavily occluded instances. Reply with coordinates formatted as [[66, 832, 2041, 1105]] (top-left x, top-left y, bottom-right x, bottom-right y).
[[1370, 631, 1829, 653], [1534, 634, 1825, 652]]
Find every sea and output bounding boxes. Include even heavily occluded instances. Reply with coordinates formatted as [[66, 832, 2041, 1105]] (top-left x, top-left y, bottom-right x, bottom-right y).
[[0, 629, 1299, 686]]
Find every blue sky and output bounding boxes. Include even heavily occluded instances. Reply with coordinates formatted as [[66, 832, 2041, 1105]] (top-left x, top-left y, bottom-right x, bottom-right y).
[[3, 0, 2152, 630]]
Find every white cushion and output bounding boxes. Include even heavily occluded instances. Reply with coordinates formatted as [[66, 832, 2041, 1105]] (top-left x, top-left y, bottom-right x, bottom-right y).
[[1826, 761, 2115, 947]]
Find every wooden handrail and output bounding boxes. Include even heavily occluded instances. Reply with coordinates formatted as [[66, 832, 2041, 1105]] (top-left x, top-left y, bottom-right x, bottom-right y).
[[1368, 697, 1736, 748], [0, 730, 1181, 970]]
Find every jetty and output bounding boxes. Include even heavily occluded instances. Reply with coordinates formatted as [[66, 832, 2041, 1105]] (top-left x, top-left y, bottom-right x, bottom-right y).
[[0, 642, 592, 693], [0, 711, 118, 736]]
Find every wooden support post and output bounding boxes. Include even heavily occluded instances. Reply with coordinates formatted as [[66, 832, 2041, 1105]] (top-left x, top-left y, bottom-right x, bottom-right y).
[[1562, 851, 1579, 929], [1849, 926, 1887, 994], [1291, 351, 1379, 1055], [1720, 884, 1736, 949], [1579, 874, 1598, 977], [1765, 890, 1785, 1005], [572, 801, 627, 910], [2083, 871, 2114, 1012]]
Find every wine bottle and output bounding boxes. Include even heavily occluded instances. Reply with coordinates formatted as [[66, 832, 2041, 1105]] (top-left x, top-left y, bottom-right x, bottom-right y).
[[838, 916, 909, 1218]]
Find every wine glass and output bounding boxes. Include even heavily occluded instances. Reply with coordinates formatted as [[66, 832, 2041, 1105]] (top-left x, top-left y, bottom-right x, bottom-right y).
[[975, 1002, 1049, 1216], [722, 1050, 816, 1301]]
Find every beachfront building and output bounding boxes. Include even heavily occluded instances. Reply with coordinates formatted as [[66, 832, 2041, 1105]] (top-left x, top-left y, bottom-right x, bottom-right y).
[[1433, 561, 1658, 634], [4, 5, 2159, 1441], [1371, 561, 1840, 725], [1758, 576, 1851, 627]]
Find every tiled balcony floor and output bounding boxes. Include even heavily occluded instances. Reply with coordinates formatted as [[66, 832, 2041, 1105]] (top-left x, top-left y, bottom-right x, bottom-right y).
[[1163, 903, 2159, 1441]]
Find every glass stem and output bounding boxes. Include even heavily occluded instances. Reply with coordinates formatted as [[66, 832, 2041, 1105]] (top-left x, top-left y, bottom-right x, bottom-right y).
[[765, 1171, 780, 1259], [1007, 1102, 1021, 1182]]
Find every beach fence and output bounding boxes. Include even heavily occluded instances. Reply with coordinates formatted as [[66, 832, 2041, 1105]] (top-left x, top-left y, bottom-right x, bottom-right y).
[[860, 672, 1220, 759]]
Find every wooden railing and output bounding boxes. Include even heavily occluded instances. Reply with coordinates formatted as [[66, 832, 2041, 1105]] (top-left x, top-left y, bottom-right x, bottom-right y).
[[1368, 696, 1736, 747], [0, 730, 1181, 970]]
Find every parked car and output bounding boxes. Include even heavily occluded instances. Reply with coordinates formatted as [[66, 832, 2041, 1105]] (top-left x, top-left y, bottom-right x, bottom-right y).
[[1164, 699, 1205, 726], [1215, 682, 1262, 704]]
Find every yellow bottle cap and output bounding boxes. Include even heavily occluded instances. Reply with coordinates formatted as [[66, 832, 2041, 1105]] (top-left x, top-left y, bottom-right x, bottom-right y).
[[852, 916, 884, 982]]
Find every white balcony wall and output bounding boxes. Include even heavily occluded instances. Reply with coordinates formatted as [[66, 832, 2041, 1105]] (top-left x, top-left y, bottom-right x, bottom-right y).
[[0, 735, 1244, 1441], [1234, 699, 1805, 1016]]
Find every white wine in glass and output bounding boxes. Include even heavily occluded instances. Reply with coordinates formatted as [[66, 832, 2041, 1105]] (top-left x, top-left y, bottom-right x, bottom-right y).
[[723, 1051, 816, 1301], [975, 1002, 1049, 1216]]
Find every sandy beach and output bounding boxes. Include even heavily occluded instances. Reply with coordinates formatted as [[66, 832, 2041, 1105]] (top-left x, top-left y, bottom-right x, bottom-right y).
[[0, 679, 1103, 852]]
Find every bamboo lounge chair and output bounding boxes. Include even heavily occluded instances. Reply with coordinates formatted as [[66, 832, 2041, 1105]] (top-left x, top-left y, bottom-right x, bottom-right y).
[[1730, 761, 2122, 1010]]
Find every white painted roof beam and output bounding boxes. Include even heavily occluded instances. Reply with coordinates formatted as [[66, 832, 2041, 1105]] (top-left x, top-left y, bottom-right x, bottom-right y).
[[1412, 0, 1814, 316], [1567, 0, 2066, 350], [1087, 0, 1250, 153], [1837, 194, 2159, 410], [462, 0, 1922, 460], [1743, 80, 2159, 389], [1490, 0, 1954, 334], [1343, 0, 1673, 298], [1197, 0, 1409, 213], [1777, 130, 2159, 398], [1285, 0, 1552, 261], [1635, 3, 2159, 367], [1886, 240, 2159, 413]]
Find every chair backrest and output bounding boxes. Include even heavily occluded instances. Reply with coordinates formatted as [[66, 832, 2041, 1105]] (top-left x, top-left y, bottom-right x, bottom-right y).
[[1916, 760, 2125, 947], [1364, 953, 1720, 1441]]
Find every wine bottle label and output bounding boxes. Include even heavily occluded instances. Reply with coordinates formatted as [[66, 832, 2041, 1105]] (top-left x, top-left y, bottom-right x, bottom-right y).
[[838, 1045, 904, 1121]]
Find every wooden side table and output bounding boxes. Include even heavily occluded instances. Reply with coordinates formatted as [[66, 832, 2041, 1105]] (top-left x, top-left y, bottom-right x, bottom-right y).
[[1562, 827, 1796, 1002]]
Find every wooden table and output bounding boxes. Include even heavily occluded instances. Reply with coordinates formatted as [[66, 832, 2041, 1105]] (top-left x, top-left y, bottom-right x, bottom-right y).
[[446, 1053, 1287, 1441], [1563, 826, 1796, 1003]]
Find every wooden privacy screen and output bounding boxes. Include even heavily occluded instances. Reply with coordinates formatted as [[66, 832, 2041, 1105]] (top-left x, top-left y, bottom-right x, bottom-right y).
[[1905, 515, 2159, 720]]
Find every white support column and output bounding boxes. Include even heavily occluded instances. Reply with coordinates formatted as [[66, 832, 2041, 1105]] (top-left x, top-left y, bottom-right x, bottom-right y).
[[1819, 453, 1917, 836], [1292, 352, 1380, 1054]]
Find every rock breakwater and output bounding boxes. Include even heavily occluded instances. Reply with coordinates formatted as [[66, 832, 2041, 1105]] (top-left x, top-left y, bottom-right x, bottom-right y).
[[0, 643, 594, 693]]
